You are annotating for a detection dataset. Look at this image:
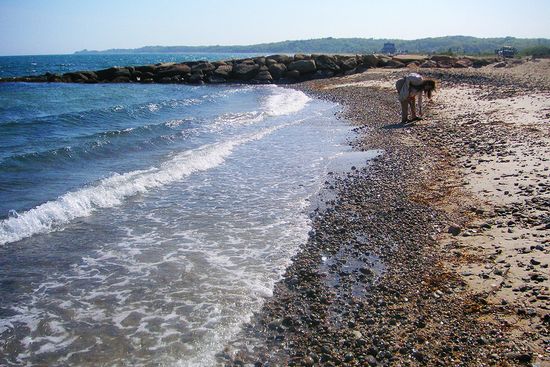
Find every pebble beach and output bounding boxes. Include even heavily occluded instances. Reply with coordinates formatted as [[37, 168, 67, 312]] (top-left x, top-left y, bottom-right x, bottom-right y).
[[222, 59, 550, 366]]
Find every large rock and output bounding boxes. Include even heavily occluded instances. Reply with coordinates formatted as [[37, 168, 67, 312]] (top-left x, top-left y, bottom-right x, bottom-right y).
[[385, 59, 406, 68], [213, 64, 233, 78], [287, 60, 316, 74], [454, 58, 473, 68], [96, 67, 131, 81], [314, 55, 340, 72], [188, 71, 204, 84], [376, 55, 392, 67], [420, 60, 438, 68], [362, 54, 380, 68], [191, 62, 215, 73], [267, 54, 292, 64], [233, 63, 260, 80], [392, 55, 428, 64], [134, 65, 157, 73], [252, 71, 273, 84], [111, 76, 130, 83], [286, 70, 300, 79], [430, 55, 454, 64], [254, 57, 266, 66], [155, 64, 191, 78], [268, 63, 287, 80], [207, 75, 226, 84], [340, 57, 358, 71], [266, 58, 277, 67], [64, 72, 89, 82]]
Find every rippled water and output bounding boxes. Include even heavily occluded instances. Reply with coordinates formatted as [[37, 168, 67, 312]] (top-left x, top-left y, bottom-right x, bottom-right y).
[[0, 73, 371, 366]]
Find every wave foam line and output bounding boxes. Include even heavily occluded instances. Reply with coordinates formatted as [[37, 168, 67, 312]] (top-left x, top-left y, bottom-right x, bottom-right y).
[[263, 87, 311, 117], [0, 124, 290, 246]]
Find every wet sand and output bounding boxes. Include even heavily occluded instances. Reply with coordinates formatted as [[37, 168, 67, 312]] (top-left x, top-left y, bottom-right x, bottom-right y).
[[221, 60, 549, 366]]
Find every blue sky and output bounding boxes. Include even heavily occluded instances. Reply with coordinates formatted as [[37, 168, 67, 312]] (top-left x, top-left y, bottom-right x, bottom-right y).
[[0, 0, 549, 55]]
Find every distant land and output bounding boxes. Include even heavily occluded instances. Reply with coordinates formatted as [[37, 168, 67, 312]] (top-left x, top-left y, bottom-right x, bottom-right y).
[[74, 36, 550, 56]]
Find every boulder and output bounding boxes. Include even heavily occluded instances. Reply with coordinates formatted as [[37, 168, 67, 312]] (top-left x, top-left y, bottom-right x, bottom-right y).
[[314, 55, 340, 72], [287, 60, 316, 74], [45, 73, 62, 82], [156, 64, 191, 78], [252, 71, 273, 84], [341, 57, 358, 71], [188, 72, 204, 83], [267, 54, 292, 64], [233, 63, 260, 80], [437, 61, 453, 68], [207, 75, 226, 84], [266, 58, 277, 67], [213, 64, 233, 78], [392, 55, 427, 64], [254, 57, 266, 66], [385, 59, 406, 68], [268, 63, 287, 80], [430, 55, 454, 64], [158, 77, 173, 84], [313, 70, 335, 79], [376, 55, 392, 66], [407, 61, 420, 69], [294, 54, 308, 61], [111, 76, 130, 83], [362, 54, 380, 68], [134, 65, 157, 73], [454, 58, 473, 68], [420, 60, 438, 68], [64, 72, 89, 82], [191, 62, 215, 73], [237, 59, 256, 65], [286, 70, 300, 79], [470, 57, 495, 68], [96, 67, 131, 81], [80, 71, 97, 80]]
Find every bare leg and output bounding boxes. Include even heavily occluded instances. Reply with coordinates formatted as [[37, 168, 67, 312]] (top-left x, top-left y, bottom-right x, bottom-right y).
[[409, 97, 417, 119], [400, 100, 408, 123]]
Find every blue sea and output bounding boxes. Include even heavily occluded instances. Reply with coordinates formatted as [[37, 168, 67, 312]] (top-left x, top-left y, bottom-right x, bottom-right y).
[[0, 54, 373, 366]]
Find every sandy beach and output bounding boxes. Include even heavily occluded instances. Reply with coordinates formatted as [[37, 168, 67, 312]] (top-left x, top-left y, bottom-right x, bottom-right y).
[[221, 60, 550, 366]]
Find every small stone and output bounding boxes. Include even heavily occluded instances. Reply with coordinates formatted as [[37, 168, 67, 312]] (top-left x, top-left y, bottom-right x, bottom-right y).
[[365, 355, 377, 366], [448, 224, 461, 236]]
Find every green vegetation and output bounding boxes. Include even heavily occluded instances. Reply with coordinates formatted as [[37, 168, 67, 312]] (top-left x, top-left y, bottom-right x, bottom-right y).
[[75, 36, 550, 56], [520, 46, 550, 58]]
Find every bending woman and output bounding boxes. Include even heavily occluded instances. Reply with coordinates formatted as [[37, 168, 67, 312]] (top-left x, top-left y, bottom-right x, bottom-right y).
[[395, 73, 436, 123]]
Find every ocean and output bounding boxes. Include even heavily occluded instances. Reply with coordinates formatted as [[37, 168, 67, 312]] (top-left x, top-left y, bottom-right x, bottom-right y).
[[0, 54, 371, 366]]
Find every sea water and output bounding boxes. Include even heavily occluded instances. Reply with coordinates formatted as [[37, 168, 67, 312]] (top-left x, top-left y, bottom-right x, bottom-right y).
[[0, 54, 366, 366]]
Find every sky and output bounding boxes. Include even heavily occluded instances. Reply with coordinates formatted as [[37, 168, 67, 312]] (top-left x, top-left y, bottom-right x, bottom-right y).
[[0, 0, 549, 55]]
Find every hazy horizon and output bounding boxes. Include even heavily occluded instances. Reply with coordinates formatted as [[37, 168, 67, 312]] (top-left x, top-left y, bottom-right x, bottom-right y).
[[1, 0, 549, 56]]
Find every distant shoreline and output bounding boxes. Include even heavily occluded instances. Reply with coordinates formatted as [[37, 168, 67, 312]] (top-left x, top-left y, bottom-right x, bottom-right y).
[[72, 36, 550, 56]]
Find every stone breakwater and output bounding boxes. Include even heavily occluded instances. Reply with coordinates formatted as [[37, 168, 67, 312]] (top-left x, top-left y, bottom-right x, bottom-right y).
[[0, 54, 496, 85]]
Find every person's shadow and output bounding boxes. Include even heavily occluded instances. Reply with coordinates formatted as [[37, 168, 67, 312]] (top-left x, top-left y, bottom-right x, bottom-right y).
[[382, 121, 416, 129]]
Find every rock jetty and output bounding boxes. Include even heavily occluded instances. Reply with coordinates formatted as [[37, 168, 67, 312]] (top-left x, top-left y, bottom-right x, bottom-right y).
[[0, 54, 496, 85]]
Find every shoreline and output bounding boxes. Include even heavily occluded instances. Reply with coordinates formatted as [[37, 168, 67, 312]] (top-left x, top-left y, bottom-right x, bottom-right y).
[[221, 61, 549, 365]]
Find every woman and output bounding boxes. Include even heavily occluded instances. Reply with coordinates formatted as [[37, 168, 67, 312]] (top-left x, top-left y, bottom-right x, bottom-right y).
[[395, 73, 436, 123]]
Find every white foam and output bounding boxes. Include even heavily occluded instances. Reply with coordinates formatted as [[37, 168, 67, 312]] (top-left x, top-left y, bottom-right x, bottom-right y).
[[0, 125, 285, 246], [262, 86, 311, 116]]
